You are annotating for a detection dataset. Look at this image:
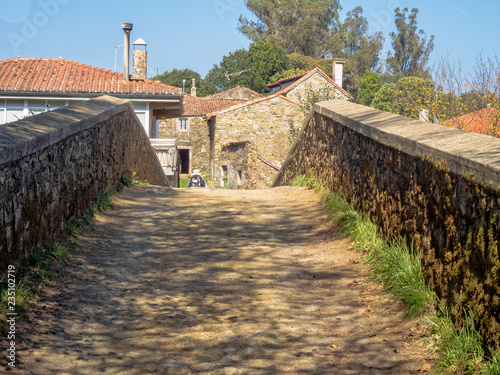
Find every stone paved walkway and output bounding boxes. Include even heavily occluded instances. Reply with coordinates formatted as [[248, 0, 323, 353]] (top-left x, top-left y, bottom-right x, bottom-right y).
[[10, 186, 433, 374]]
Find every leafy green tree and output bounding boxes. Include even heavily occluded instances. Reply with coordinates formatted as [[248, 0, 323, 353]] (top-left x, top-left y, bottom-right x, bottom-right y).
[[357, 70, 382, 106], [205, 49, 250, 93], [206, 42, 290, 94], [371, 76, 435, 119], [371, 83, 396, 113], [238, 0, 341, 58], [247, 42, 290, 92], [152, 68, 216, 97], [386, 7, 434, 78]]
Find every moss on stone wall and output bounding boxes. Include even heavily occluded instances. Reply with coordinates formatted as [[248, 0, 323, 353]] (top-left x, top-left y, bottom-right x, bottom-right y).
[[277, 111, 500, 348]]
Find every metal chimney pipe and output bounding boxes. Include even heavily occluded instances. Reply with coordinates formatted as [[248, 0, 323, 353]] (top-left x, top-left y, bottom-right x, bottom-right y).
[[122, 23, 133, 81]]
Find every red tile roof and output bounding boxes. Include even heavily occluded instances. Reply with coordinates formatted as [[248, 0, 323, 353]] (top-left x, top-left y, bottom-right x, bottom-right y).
[[182, 94, 247, 117], [267, 67, 352, 99], [442, 107, 500, 137], [0, 57, 181, 96], [206, 93, 304, 120]]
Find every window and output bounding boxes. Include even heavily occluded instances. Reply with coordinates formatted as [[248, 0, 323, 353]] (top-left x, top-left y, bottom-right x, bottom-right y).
[[179, 118, 188, 131]]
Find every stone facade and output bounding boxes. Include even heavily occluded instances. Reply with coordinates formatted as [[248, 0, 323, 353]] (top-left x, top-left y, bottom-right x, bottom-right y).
[[284, 71, 350, 103], [0, 96, 168, 272], [275, 99, 500, 348], [211, 96, 305, 188]]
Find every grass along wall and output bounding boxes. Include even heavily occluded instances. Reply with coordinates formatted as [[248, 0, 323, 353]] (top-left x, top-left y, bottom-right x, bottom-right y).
[[274, 99, 500, 349]]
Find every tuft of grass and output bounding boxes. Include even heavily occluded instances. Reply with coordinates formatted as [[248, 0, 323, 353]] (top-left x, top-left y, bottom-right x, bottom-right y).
[[179, 178, 190, 188], [324, 191, 433, 317], [90, 190, 114, 215], [50, 243, 68, 262], [428, 307, 485, 374], [292, 174, 323, 192], [484, 347, 500, 375], [121, 170, 148, 187], [369, 237, 434, 317], [293, 175, 307, 187], [66, 218, 84, 238]]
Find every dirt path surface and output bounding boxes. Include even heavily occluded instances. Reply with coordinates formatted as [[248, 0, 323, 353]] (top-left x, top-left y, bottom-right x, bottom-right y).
[[9, 186, 434, 374]]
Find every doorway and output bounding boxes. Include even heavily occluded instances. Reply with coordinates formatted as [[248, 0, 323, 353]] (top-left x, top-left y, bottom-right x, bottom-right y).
[[179, 149, 190, 174]]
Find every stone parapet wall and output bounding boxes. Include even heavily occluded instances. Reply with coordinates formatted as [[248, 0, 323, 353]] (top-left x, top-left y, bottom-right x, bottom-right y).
[[275, 99, 500, 347], [0, 96, 168, 272]]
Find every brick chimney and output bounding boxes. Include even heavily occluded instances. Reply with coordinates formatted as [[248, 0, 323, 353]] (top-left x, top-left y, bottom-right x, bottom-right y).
[[191, 78, 197, 97], [333, 60, 345, 88], [132, 38, 147, 80]]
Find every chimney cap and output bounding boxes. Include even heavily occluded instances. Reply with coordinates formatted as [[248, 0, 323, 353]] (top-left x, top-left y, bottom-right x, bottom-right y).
[[122, 23, 133, 31], [133, 38, 147, 46]]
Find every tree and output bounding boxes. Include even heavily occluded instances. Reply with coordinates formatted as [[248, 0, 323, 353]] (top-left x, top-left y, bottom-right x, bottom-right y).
[[371, 76, 435, 119], [334, 7, 384, 77], [371, 83, 396, 113], [357, 70, 382, 106], [238, 0, 341, 58], [386, 7, 434, 78], [205, 49, 250, 93], [152, 68, 216, 97], [206, 42, 290, 94], [268, 67, 307, 84]]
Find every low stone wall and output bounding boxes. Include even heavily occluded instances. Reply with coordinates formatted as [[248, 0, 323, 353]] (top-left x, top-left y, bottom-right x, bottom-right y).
[[275, 100, 500, 348], [0, 96, 169, 272]]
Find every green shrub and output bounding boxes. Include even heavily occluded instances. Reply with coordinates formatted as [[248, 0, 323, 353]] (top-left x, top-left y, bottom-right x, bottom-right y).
[[50, 243, 68, 262], [292, 175, 307, 187]]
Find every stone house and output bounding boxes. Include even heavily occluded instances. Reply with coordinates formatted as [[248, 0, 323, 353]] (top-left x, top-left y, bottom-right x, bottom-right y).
[[206, 94, 306, 189], [158, 91, 248, 175], [267, 65, 352, 103]]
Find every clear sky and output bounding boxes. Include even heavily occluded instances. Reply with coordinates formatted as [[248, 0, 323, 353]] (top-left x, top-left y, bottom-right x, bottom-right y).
[[0, 0, 498, 85]]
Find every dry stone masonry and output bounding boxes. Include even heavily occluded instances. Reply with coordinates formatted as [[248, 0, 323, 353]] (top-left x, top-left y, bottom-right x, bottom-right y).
[[0, 96, 168, 272], [275, 99, 500, 348]]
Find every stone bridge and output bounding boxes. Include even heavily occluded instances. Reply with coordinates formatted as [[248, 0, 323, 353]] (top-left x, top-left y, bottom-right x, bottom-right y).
[[1, 96, 500, 372]]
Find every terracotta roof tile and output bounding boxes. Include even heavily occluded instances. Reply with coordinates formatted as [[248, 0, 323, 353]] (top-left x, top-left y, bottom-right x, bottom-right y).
[[442, 107, 500, 136], [182, 94, 247, 116], [0, 57, 181, 95]]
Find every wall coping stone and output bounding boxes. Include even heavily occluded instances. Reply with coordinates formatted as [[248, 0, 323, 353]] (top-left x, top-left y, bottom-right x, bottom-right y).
[[315, 100, 500, 187], [0, 95, 131, 165]]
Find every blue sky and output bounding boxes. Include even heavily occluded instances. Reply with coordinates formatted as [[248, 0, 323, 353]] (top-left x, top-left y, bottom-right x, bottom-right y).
[[0, 0, 498, 85]]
